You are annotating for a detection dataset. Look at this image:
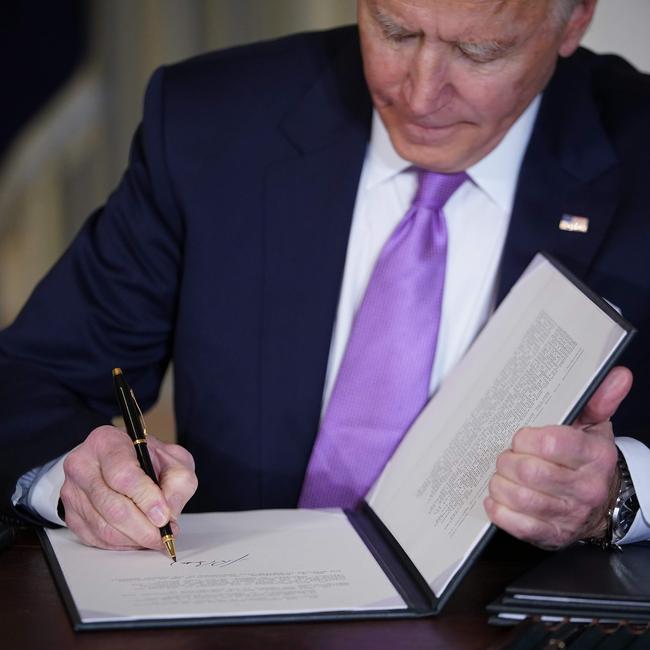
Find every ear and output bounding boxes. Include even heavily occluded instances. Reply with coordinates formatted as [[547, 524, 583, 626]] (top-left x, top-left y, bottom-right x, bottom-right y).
[[558, 0, 598, 58]]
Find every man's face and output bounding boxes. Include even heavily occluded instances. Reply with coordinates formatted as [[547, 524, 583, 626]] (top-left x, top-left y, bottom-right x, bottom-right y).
[[358, 0, 594, 172]]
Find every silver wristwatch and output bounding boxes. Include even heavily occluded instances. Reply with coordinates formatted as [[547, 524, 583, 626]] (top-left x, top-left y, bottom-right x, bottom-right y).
[[610, 450, 640, 543], [584, 450, 639, 550]]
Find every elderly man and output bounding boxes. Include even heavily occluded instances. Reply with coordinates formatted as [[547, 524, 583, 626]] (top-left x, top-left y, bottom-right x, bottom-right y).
[[2, 0, 649, 556]]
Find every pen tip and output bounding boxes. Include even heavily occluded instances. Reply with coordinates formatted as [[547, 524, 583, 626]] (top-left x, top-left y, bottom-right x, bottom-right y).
[[112, 368, 122, 376], [163, 536, 177, 561]]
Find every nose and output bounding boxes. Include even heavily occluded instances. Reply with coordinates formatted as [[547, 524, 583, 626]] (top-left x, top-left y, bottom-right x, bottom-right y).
[[403, 46, 453, 117]]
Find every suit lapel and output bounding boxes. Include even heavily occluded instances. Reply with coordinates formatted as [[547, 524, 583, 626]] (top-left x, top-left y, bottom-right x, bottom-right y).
[[498, 51, 622, 302], [259, 33, 372, 506]]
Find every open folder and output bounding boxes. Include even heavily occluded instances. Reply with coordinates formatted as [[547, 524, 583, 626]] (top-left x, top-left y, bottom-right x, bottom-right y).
[[41, 253, 634, 630]]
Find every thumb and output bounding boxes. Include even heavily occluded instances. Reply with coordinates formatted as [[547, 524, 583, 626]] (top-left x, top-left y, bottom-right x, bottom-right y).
[[577, 366, 633, 427]]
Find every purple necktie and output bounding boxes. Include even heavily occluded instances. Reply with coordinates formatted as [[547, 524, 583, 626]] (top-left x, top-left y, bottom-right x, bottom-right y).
[[298, 170, 467, 509]]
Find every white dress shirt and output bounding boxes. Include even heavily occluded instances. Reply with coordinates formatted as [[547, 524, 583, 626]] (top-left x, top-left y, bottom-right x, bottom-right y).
[[323, 99, 541, 406], [23, 96, 650, 544]]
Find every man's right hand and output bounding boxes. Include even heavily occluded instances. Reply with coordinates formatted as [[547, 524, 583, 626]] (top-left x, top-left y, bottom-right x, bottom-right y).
[[60, 425, 198, 551]]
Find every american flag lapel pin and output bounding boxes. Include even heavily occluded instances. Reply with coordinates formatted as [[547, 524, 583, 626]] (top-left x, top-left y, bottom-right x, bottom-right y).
[[558, 214, 589, 233]]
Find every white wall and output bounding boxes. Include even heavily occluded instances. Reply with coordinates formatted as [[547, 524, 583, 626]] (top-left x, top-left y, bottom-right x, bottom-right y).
[[583, 0, 650, 71]]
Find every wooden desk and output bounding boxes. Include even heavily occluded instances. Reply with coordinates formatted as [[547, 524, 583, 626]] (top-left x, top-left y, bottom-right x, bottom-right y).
[[1, 527, 548, 649]]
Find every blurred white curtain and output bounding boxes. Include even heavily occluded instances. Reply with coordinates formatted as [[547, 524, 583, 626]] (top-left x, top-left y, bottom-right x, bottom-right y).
[[0, 0, 356, 328], [95, 0, 356, 188]]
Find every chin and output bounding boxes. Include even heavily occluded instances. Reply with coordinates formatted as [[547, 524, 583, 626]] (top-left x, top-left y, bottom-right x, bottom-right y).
[[383, 118, 475, 171], [392, 137, 468, 174]]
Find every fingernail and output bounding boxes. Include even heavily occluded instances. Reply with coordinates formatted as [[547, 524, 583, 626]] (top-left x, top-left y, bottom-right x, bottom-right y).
[[149, 506, 167, 527]]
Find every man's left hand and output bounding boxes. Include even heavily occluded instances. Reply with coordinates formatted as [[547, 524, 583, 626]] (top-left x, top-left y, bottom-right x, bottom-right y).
[[484, 366, 633, 549]]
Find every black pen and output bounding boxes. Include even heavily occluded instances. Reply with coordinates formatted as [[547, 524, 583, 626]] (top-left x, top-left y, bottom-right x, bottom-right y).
[[112, 368, 177, 561]]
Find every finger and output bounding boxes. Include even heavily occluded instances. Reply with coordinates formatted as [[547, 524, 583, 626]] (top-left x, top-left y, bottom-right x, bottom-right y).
[[149, 438, 196, 471], [576, 366, 633, 427], [496, 450, 575, 496], [83, 474, 167, 550], [97, 442, 172, 528], [67, 506, 142, 551], [510, 425, 616, 470], [61, 479, 146, 550], [149, 440, 198, 518], [160, 466, 198, 520], [65, 508, 115, 550], [60, 480, 106, 549], [488, 473, 575, 521], [495, 450, 612, 506], [76, 426, 172, 527], [484, 496, 568, 550]]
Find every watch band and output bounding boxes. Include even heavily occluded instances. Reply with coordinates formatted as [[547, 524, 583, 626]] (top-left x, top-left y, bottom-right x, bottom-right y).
[[611, 450, 639, 543], [584, 449, 639, 550]]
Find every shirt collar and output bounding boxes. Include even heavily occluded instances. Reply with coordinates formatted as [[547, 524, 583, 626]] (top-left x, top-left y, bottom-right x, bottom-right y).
[[364, 95, 541, 214]]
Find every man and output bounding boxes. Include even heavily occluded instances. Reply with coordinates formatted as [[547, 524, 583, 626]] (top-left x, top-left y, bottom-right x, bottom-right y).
[[1, 0, 649, 555]]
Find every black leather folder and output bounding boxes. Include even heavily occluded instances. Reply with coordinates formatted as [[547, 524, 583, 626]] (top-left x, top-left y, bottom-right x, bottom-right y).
[[488, 543, 650, 624]]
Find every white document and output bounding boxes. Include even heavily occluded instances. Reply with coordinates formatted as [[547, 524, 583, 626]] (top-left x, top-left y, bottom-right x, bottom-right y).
[[45, 509, 406, 623], [367, 255, 629, 597]]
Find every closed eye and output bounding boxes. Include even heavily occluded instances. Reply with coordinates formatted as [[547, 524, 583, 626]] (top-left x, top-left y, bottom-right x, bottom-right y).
[[385, 30, 418, 43], [456, 40, 514, 63]]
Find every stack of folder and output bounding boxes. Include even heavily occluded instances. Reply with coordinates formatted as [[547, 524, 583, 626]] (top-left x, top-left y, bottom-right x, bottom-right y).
[[488, 543, 650, 625]]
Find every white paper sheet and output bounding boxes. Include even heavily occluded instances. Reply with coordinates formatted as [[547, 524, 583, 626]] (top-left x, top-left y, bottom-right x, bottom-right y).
[[45, 509, 406, 623], [368, 255, 628, 597]]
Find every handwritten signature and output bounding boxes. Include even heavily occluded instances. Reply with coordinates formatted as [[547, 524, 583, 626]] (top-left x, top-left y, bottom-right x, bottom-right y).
[[170, 554, 250, 568]]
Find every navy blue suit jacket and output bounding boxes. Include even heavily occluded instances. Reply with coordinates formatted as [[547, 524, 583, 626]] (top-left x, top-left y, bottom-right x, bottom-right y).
[[1, 27, 650, 516]]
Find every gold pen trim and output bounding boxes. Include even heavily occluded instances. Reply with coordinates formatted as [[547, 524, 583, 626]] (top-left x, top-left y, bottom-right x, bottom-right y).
[[162, 534, 177, 560], [132, 438, 148, 445]]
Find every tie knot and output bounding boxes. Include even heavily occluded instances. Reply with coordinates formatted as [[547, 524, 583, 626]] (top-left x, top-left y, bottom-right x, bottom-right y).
[[413, 170, 467, 210]]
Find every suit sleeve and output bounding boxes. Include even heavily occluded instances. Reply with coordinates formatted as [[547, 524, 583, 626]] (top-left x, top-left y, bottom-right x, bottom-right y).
[[0, 67, 184, 520]]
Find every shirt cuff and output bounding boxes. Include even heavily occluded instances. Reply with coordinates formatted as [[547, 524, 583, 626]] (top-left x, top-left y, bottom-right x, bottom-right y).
[[615, 437, 650, 544], [12, 455, 68, 526], [30, 454, 68, 526]]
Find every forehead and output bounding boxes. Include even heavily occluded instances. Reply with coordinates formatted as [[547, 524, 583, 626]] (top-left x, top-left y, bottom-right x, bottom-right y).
[[364, 0, 554, 37]]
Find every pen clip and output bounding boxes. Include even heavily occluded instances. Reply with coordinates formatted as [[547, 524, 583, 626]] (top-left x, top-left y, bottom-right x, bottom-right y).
[[129, 388, 148, 437]]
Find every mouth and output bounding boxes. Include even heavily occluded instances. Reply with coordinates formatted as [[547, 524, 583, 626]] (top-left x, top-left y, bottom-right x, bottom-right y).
[[400, 120, 462, 144]]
